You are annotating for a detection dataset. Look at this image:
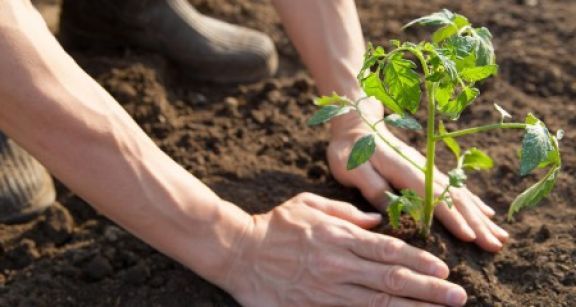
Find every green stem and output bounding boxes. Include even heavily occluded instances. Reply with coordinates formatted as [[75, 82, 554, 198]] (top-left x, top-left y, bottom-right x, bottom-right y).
[[404, 49, 437, 237], [421, 82, 436, 237], [352, 104, 426, 173], [435, 123, 527, 140], [434, 185, 451, 205]]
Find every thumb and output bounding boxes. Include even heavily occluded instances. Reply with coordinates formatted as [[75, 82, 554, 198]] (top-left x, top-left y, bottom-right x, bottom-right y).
[[345, 164, 393, 213], [302, 194, 382, 229]]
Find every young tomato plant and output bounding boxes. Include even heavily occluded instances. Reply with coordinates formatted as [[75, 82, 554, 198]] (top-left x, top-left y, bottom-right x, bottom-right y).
[[308, 9, 563, 237]]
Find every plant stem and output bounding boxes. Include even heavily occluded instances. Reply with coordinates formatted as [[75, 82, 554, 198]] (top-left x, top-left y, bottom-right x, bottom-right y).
[[403, 48, 437, 238], [434, 185, 451, 205], [435, 123, 526, 140], [351, 104, 426, 173], [421, 81, 436, 237]]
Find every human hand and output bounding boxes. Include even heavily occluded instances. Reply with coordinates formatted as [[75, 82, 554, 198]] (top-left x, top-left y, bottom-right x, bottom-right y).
[[220, 193, 467, 306], [327, 121, 509, 253]]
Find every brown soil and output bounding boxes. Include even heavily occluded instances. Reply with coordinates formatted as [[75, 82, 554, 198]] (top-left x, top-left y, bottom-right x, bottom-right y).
[[2, 0, 575, 306]]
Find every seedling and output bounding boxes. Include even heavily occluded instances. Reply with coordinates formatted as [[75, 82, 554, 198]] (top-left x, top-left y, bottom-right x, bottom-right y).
[[308, 9, 563, 237]]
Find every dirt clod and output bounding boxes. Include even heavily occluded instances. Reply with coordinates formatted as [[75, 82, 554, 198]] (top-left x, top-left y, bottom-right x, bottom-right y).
[[82, 254, 114, 281], [39, 202, 74, 245]]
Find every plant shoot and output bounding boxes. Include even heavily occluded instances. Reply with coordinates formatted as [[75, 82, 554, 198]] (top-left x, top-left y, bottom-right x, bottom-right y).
[[308, 9, 563, 237]]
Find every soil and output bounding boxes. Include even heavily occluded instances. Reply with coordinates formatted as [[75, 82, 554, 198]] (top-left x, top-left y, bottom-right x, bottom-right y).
[[2, 0, 575, 306]]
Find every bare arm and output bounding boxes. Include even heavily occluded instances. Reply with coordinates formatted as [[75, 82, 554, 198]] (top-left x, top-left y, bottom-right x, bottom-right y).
[[272, 0, 509, 252], [0, 0, 250, 283]]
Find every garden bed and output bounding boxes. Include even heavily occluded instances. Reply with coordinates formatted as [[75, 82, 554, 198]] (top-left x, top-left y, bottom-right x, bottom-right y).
[[0, 0, 574, 306]]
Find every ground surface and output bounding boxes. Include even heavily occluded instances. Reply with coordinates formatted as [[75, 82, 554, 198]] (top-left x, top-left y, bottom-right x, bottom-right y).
[[1, 0, 575, 306]]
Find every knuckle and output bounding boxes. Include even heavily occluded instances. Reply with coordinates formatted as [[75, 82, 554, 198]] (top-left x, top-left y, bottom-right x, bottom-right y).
[[314, 223, 339, 242], [381, 238, 405, 259], [295, 192, 313, 202], [369, 293, 391, 307], [308, 252, 349, 278], [361, 188, 382, 204], [385, 266, 409, 292], [317, 223, 355, 243], [415, 250, 435, 268], [450, 190, 467, 204], [428, 280, 451, 301]]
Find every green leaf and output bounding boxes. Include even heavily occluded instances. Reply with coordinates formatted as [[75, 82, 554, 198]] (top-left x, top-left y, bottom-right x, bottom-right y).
[[537, 148, 560, 169], [432, 25, 458, 44], [383, 54, 422, 113], [361, 72, 404, 115], [358, 44, 385, 80], [426, 71, 445, 82], [507, 166, 560, 221], [448, 168, 467, 188], [438, 120, 461, 159], [384, 114, 422, 130], [520, 122, 553, 176], [494, 103, 512, 121], [386, 192, 403, 229], [462, 148, 494, 170], [314, 93, 349, 106], [347, 134, 376, 170], [384, 190, 424, 229], [454, 52, 478, 73], [307, 105, 350, 126], [435, 83, 454, 108], [460, 65, 499, 82], [438, 87, 479, 120], [448, 36, 476, 59], [403, 9, 455, 29], [399, 190, 424, 223], [433, 49, 458, 81], [453, 14, 470, 28], [472, 27, 495, 66], [525, 112, 540, 125]]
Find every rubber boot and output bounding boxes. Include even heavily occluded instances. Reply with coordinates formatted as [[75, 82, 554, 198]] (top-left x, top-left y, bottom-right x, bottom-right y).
[[0, 133, 55, 224], [59, 0, 278, 83]]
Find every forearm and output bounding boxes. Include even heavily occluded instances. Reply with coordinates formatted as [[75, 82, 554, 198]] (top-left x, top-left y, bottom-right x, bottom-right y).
[[271, 0, 383, 134], [0, 0, 250, 285]]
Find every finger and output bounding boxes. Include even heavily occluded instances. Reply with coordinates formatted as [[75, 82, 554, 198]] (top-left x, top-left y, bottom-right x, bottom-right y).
[[351, 263, 467, 306], [485, 216, 510, 242], [434, 203, 476, 241], [464, 190, 509, 241], [349, 231, 449, 278], [344, 164, 393, 212], [340, 285, 444, 307], [451, 192, 504, 252], [299, 193, 382, 229], [467, 190, 496, 217]]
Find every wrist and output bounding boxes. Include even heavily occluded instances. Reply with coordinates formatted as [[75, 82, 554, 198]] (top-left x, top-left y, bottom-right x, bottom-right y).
[[329, 96, 385, 138], [173, 197, 255, 286]]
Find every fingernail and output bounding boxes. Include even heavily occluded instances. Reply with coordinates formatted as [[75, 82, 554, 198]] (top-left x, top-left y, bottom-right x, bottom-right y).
[[447, 287, 467, 306], [432, 263, 449, 278], [497, 227, 510, 240], [465, 226, 477, 240], [365, 212, 382, 221], [486, 207, 495, 216], [489, 236, 503, 249]]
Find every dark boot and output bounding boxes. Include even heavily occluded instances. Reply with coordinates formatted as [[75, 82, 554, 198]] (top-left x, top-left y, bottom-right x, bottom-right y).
[[59, 0, 278, 83], [0, 133, 55, 224]]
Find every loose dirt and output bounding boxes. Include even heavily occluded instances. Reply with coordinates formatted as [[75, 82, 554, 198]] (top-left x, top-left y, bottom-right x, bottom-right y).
[[1, 0, 575, 306]]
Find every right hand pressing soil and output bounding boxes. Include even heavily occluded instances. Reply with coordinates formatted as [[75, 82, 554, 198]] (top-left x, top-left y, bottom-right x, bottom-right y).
[[220, 192, 467, 307]]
